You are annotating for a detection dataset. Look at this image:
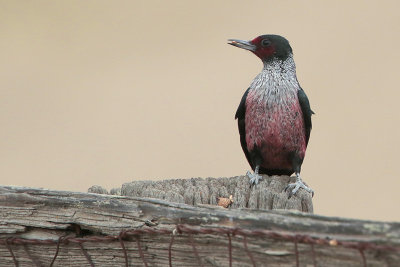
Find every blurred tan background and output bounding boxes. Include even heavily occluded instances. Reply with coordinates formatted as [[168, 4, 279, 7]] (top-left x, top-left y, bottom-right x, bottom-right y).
[[1, 1, 399, 221]]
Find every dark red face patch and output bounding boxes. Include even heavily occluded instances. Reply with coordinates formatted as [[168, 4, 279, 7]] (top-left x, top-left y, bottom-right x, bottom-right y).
[[251, 36, 276, 60]]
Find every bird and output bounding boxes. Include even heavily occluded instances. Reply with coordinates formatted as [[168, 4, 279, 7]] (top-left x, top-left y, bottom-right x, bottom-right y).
[[228, 34, 314, 197]]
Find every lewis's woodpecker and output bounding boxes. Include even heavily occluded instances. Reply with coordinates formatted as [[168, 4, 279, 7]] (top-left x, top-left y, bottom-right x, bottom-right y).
[[228, 35, 314, 197]]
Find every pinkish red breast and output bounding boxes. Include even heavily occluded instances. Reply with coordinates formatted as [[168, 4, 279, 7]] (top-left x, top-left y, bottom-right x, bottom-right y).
[[245, 89, 306, 170]]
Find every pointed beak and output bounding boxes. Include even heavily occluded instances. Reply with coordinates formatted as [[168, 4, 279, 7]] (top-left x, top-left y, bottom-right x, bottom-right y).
[[228, 39, 256, 52]]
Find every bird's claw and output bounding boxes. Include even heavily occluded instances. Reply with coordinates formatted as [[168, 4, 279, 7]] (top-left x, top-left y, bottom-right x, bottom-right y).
[[247, 170, 262, 185], [285, 179, 314, 198]]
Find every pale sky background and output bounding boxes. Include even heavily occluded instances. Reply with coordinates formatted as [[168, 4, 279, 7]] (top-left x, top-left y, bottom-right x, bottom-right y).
[[1, 1, 399, 221]]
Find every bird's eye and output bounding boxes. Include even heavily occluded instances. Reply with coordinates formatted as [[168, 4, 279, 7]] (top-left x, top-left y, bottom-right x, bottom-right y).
[[261, 39, 271, 47]]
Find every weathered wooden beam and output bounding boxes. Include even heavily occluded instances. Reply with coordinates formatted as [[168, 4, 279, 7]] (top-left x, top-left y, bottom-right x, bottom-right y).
[[91, 175, 314, 213], [0, 185, 399, 266]]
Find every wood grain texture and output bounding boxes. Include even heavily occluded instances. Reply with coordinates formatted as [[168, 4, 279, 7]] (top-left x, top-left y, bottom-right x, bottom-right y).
[[106, 175, 314, 213], [0, 185, 399, 266]]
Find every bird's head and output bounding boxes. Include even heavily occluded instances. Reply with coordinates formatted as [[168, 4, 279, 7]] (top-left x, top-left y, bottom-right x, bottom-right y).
[[228, 34, 292, 62]]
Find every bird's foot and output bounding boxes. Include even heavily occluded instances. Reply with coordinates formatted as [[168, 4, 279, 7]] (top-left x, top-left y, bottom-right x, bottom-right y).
[[285, 174, 314, 198], [247, 170, 262, 185]]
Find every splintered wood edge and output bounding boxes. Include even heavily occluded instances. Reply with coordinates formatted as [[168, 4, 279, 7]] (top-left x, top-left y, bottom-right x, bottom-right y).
[[0, 185, 399, 267], [0, 185, 399, 244]]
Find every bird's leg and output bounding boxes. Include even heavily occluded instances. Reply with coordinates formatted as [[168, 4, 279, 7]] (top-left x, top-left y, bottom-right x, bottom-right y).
[[247, 165, 263, 185], [285, 173, 314, 198]]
